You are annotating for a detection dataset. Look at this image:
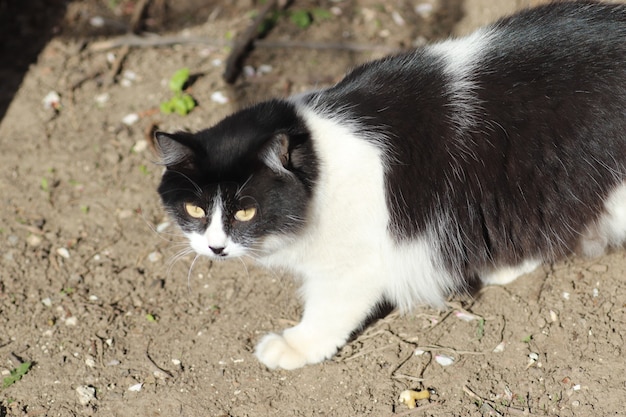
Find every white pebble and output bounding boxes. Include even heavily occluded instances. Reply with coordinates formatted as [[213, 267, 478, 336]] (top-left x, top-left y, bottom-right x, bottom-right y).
[[529, 352, 539, 361], [573, 384, 581, 391], [211, 58, 223, 67], [65, 316, 78, 326], [454, 310, 478, 322], [27, 234, 42, 246], [391, 11, 405, 26], [89, 16, 105, 27], [492, 341, 506, 353], [415, 3, 433, 16], [549, 310, 558, 322], [123, 70, 137, 81], [210, 91, 229, 104], [148, 251, 162, 262], [122, 113, 139, 125], [42, 91, 61, 110], [434, 354, 455, 366], [562, 291, 570, 300], [85, 357, 96, 368], [243, 65, 256, 77], [41, 297, 52, 307], [89, 295, 99, 301], [128, 383, 143, 392], [76, 385, 96, 405], [107, 359, 120, 366], [132, 139, 148, 153], [94, 93, 110, 106], [592, 288, 599, 297], [257, 64, 273, 74], [171, 359, 181, 366], [56, 247, 70, 259]]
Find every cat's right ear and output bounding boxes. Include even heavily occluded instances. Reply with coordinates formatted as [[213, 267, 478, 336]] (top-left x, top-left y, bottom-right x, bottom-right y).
[[154, 131, 197, 170]]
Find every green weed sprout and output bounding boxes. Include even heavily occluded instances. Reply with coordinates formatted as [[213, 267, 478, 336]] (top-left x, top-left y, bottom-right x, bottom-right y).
[[160, 68, 196, 116], [3, 362, 32, 389]]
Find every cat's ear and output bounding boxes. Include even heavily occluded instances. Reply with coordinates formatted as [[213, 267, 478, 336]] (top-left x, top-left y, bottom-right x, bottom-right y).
[[259, 133, 291, 174], [154, 131, 198, 170]]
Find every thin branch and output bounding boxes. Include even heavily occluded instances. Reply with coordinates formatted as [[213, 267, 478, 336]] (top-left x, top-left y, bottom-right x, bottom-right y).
[[87, 33, 401, 55]]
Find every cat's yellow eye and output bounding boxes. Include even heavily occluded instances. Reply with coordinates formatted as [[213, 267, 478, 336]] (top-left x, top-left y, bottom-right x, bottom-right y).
[[234, 207, 256, 222], [184, 202, 206, 219]]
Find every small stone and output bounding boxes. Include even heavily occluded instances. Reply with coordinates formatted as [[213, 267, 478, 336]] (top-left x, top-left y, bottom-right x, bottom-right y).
[[128, 383, 143, 392], [210, 91, 229, 104], [122, 113, 139, 125], [56, 247, 70, 259], [85, 357, 96, 368], [41, 297, 52, 307], [132, 139, 148, 153], [76, 385, 96, 405], [434, 354, 455, 366], [65, 316, 78, 326], [147, 251, 162, 262], [27, 234, 42, 247]]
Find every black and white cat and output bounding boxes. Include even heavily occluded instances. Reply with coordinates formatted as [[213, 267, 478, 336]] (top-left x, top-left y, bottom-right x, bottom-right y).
[[155, 1, 626, 370]]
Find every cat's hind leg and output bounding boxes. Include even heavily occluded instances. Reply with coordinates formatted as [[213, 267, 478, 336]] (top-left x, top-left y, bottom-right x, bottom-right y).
[[479, 259, 541, 286], [255, 269, 385, 370]]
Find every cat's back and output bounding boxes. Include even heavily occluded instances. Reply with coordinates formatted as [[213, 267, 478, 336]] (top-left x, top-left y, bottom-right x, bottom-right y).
[[296, 1, 626, 275]]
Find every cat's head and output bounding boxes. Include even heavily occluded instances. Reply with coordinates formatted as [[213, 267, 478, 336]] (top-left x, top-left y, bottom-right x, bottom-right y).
[[155, 99, 317, 259]]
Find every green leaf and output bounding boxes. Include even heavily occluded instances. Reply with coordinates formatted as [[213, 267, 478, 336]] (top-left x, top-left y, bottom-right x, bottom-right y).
[[290, 10, 312, 28], [3, 362, 32, 389], [160, 100, 175, 114], [169, 67, 190, 93]]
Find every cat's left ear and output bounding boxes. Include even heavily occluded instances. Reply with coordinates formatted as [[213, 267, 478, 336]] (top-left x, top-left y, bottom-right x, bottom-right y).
[[259, 133, 291, 174]]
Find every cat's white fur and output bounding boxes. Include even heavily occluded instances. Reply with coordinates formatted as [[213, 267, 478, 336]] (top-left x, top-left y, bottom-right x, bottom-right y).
[[185, 29, 626, 370]]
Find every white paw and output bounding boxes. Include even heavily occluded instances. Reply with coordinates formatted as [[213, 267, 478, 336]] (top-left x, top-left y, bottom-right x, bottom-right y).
[[254, 327, 341, 370]]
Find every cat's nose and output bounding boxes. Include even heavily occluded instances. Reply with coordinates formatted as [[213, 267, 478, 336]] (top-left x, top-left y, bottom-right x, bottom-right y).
[[209, 246, 226, 255]]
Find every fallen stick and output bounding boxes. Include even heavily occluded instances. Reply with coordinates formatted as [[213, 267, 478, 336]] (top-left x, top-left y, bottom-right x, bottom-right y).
[[88, 33, 400, 55]]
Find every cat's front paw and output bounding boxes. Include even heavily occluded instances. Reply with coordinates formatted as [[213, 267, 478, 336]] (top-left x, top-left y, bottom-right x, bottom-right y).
[[254, 327, 340, 370]]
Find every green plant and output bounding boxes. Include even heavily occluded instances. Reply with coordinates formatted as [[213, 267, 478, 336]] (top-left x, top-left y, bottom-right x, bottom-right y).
[[3, 362, 32, 389], [160, 68, 196, 116]]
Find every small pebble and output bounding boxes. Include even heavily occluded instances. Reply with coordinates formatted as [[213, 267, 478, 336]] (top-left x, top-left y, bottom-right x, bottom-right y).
[[210, 91, 229, 104], [132, 139, 148, 153], [493, 341, 506, 353], [42, 91, 61, 110], [434, 354, 455, 366], [562, 291, 570, 300], [56, 247, 70, 259], [27, 234, 42, 247], [148, 251, 162, 262], [41, 297, 52, 307], [76, 385, 96, 405], [94, 93, 110, 106], [122, 113, 139, 125], [85, 357, 96, 368], [89, 16, 105, 27], [65, 316, 78, 326], [549, 310, 558, 322], [128, 383, 143, 392]]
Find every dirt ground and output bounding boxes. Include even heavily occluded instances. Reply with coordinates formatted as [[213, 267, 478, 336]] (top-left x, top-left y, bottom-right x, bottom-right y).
[[1, 1, 625, 416]]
